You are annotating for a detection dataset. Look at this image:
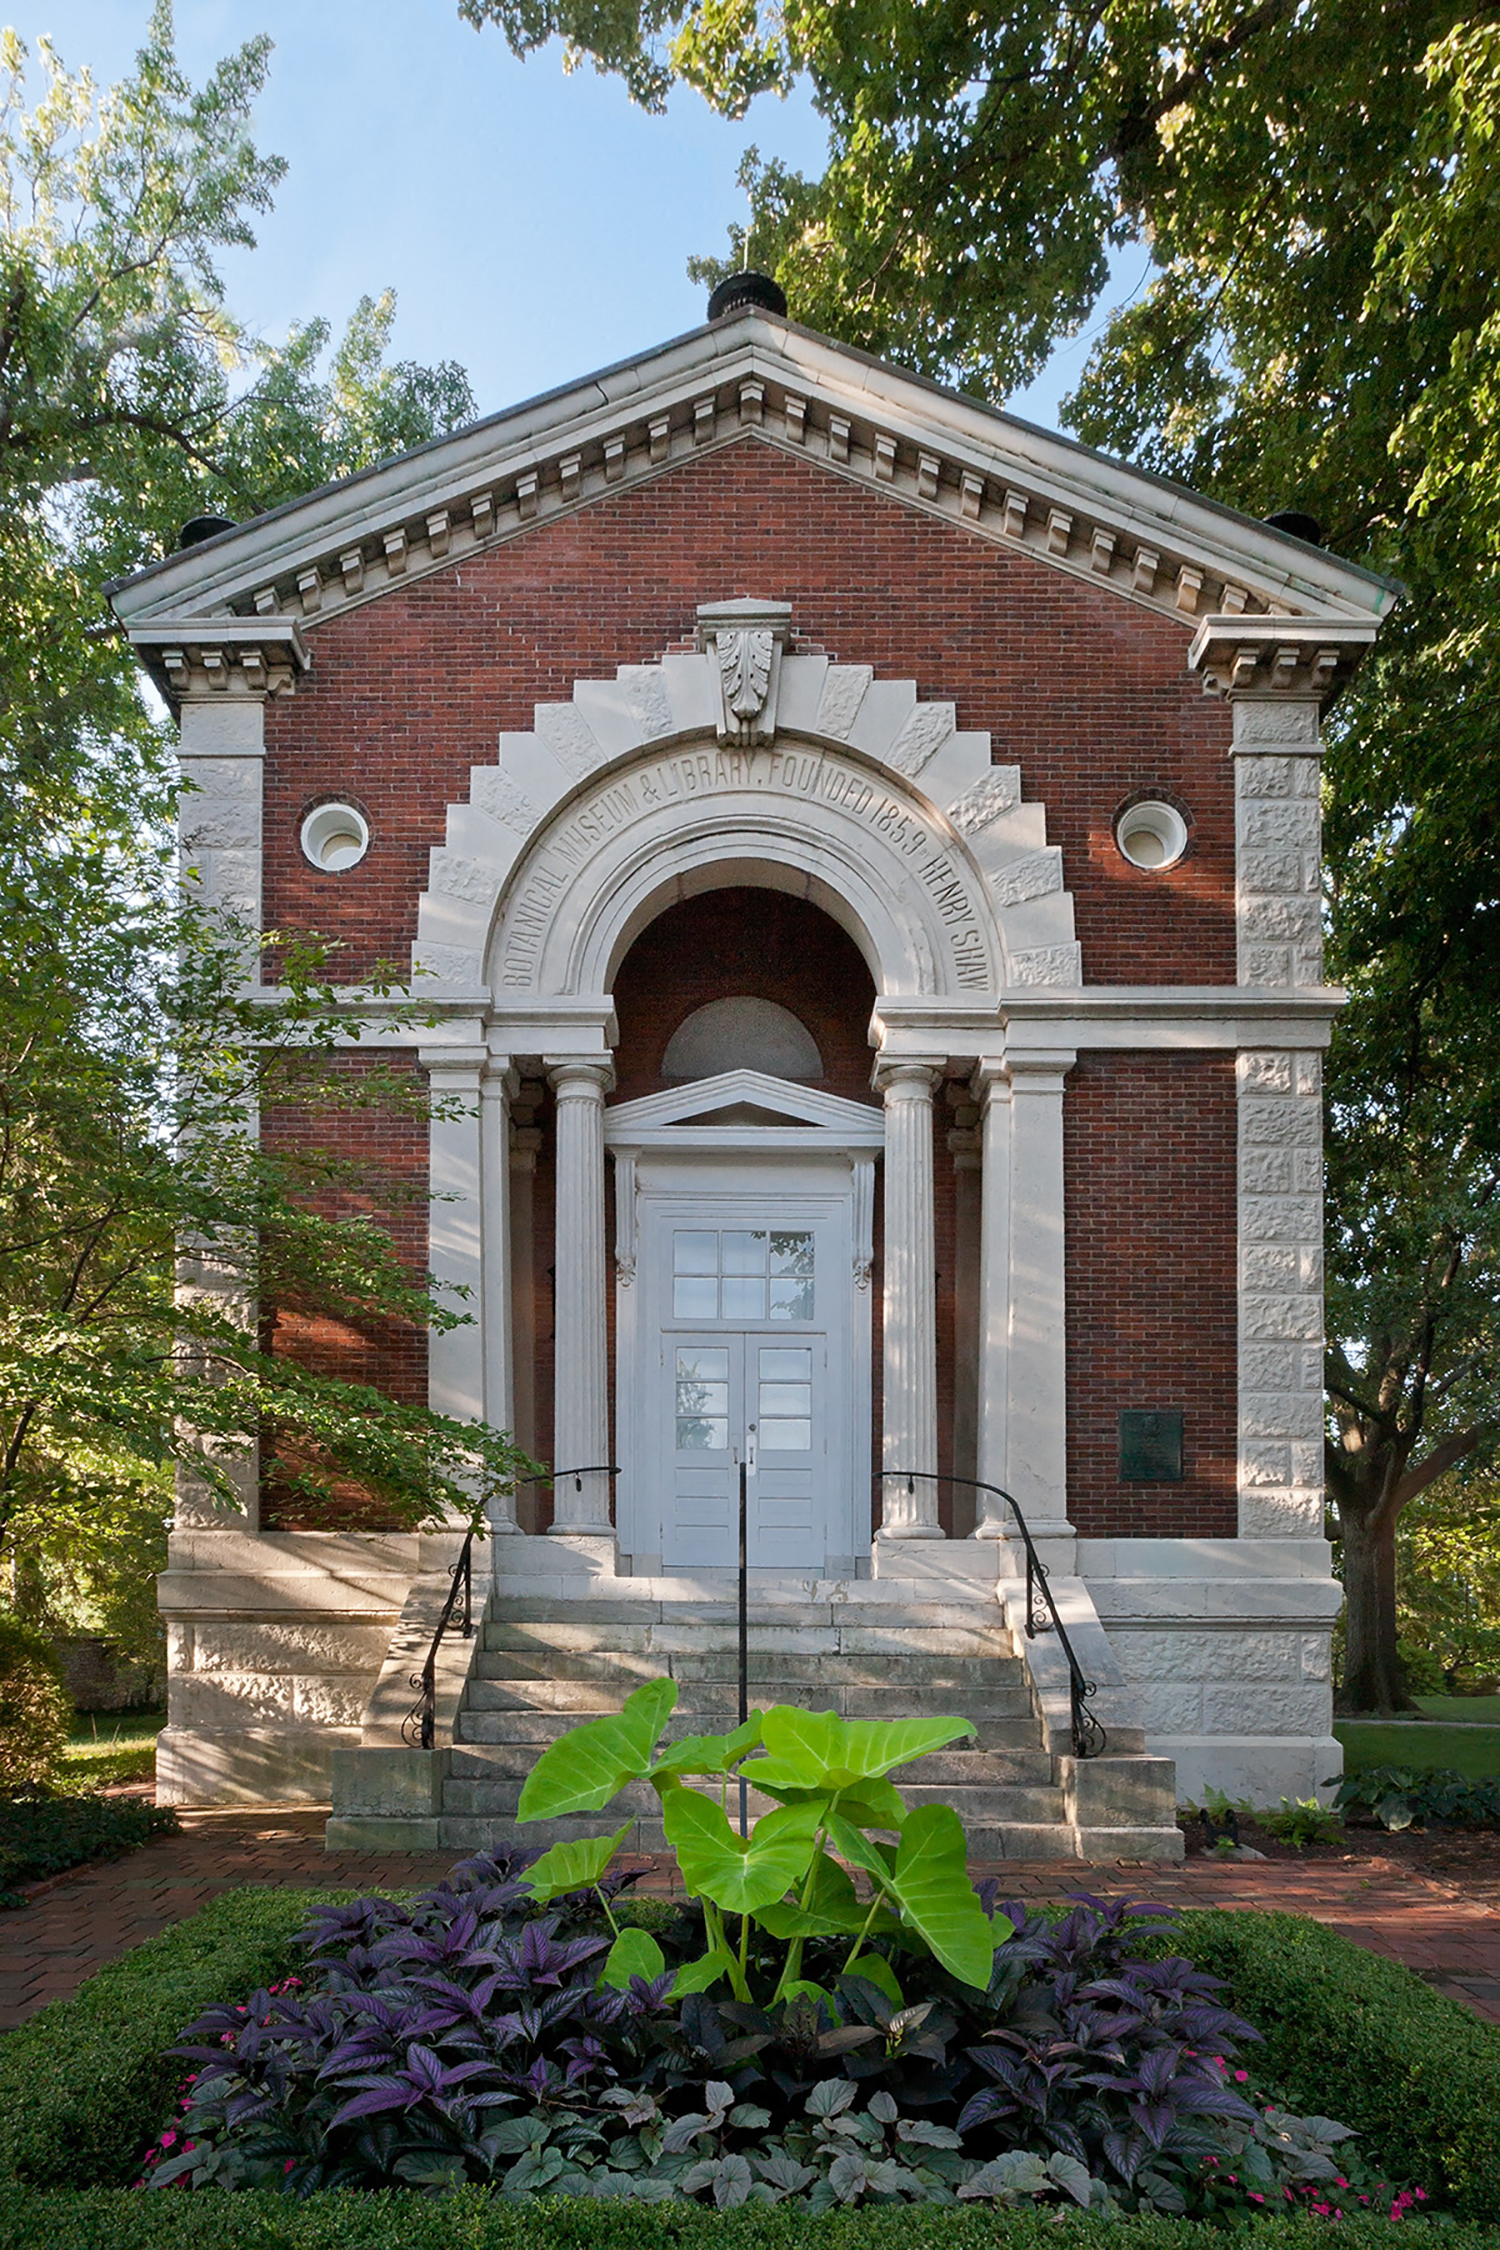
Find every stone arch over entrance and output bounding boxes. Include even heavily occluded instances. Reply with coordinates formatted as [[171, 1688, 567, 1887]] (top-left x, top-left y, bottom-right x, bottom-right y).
[[413, 604, 1083, 1000], [416, 607, 1087, 1568]]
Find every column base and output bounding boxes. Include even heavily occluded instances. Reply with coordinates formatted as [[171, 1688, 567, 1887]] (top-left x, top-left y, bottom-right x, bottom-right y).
[[873, 1524, 946, 1542]]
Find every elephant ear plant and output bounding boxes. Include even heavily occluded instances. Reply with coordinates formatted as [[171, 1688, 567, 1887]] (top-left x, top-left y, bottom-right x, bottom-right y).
[[516, 1677, 1010, 2003]]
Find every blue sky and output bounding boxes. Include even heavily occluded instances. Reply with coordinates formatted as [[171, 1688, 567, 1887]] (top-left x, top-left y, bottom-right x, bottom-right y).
[[19, 0, 1126, 431]]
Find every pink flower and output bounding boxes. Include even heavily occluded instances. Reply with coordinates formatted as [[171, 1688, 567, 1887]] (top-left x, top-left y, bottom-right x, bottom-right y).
[[284, 2159, 295, 2174], [1249, 2194, 1265, 2205], [161, 2132, 176, 2148], [1234, 2069, 1249, 2081]]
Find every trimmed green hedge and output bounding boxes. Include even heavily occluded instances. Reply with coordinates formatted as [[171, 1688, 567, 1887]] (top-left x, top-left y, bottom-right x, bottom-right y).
[[1175, 1909, 1500, 2222], [0, 2197, 1497, 2250], [0, 1885, 341, 2189], [0, 1793, 177, 1900], [3, 1887, 1499, 2224]]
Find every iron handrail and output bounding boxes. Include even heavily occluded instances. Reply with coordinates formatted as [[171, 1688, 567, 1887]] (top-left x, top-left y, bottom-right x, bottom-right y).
[[879, 1470, 1107, 1759], [402, 1465, 620, 1751], [403, 1525, 475, 1750]]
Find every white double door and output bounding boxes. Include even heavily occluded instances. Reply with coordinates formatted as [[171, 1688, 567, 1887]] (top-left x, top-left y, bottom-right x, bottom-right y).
[[619, 1165, 863, 1573]]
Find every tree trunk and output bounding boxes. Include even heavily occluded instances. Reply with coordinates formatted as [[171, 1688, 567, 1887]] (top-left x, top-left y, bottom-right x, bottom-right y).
[[1338, 1503, 1417, 1714]]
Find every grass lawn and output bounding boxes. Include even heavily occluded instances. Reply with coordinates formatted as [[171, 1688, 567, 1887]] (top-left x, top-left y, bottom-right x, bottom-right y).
[[1336, 1713, 1500, 1778], [57, 1710, 164, 1793]]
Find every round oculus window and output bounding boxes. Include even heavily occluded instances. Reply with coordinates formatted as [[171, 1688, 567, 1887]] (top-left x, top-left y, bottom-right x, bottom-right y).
[[300, 802, 370, 872], [1116, 800, 1188, 871]]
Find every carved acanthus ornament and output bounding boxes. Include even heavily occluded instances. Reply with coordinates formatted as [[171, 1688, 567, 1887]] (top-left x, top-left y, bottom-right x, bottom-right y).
[[696, 598, 792, 745]]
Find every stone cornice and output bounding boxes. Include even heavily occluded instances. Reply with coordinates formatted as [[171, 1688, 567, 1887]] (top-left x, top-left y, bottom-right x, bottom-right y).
[[1188, 616, 1379, 707], [110, 316, 1396, 663], [127, 617, 310, 706]]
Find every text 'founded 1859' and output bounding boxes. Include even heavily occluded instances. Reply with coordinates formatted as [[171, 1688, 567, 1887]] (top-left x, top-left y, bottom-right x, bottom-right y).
[[497, 742, 994, 992]]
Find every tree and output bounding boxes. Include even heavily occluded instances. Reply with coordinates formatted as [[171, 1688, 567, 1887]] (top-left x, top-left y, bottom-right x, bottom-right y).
[[458, 0, 1500, 1709], [1396, 1470, 1500, 1696], [0, 9, 526, 1607]]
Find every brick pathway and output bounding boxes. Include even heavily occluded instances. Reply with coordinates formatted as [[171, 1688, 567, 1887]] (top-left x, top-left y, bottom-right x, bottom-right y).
[[2, 1813, 1498, 2033]]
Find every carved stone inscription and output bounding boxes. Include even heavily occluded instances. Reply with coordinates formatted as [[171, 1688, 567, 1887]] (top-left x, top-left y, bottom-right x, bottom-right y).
[[498, 743, 992, 991]]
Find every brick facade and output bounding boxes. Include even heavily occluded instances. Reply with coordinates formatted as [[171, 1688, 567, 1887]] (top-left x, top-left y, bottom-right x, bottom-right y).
[[1064, 1053, 1238, 1537], [261, 436, 1235, 991], [255, 439, 1243, 1544]]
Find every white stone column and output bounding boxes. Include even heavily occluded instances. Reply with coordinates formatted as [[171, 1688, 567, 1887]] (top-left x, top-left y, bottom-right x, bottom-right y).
[[876, 1060, 943, 1538], [1231, 687, 1328, 1541], [423, 1046, 487, 1472], [173, 691, 269, 1531], [508, 1083, 542, 1530], [546, 1057, 614, 1532], [948, 1109, 982, 1533], [1002, 1050, 1076, 1539], [480, 1061, 518, 1534], [972, 1060, 1012, 1538]]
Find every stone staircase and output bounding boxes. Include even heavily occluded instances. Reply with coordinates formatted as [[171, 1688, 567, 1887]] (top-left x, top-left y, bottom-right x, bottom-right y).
[[328, 1557, 1184, 1862], [443, 1595, 1068, 1855]]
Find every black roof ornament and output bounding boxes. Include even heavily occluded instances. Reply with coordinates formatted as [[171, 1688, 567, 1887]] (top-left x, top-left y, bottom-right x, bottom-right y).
[[1264, 510, 1323, 547], [708, 271, 788, 323], [177, 514, 236, 550]]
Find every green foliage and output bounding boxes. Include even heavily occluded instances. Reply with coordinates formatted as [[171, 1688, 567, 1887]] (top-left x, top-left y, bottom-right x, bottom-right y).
[[1335, 1764, 1500, 1832], [0, 11, 530, 1568], [1337, 1718, 1500, 1781], [0, 1884, 345, 2187], [0, 2193, 1486, 2250], [1256, 1798, 1345, 1850], [1175, 1907, 1500, 2222], [55, 1712, 162, 1794], [0, 1617, 71, 1788], [518, 1682, 999, 2002], [1398, 1474, 1500, 1693], [455, 0, 1500, 1719], [0, 1791, 176, 1904]]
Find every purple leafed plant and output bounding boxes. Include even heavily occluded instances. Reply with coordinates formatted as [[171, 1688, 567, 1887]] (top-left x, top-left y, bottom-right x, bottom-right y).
[[142, 1869, 1410, 2217]]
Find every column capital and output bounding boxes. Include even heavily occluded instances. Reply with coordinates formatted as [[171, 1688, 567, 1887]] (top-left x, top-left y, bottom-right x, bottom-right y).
[[873, 1056, 943, 1098], [546, 1056, 615, 1098], [1188, 617, 1376, 712], [999, 1051, 1076, 1103], [480, 1060, 519, 1097], [419, 1042, 488, 1086]]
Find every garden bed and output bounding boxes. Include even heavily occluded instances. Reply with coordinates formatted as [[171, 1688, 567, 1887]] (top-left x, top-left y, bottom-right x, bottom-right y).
[[1, 1879, 1496, 2220], [5, 1688, 1498, 2234], [0, 1794, 177, 1905], [0, 2194, 1496, 2250]]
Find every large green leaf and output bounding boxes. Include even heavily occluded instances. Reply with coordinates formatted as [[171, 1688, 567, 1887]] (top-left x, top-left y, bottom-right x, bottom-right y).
[[860, 1801, 1003, 1989], [747, 1707, 975, 1795], [600, 1926, 666, 1990], [663, 1789, 824, 1915], [649, 1711, 764, 1784], [670, 1945, 739, 1996], [755, 1847, 868, 1937], [517, 1677, 677, 1820], [749, 1774, 908, 1831], [521, 1820, 630, 1901]]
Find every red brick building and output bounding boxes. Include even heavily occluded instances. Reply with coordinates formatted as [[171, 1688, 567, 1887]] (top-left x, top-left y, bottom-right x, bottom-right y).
[[114, 284, 1394, 1854]]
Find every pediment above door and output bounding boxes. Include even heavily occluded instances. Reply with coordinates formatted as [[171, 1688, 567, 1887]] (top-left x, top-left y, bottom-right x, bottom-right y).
[[603, 1068, 884, 1151]]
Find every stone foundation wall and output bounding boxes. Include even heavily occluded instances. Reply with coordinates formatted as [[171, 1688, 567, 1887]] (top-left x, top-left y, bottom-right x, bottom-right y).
[[156, 1531, 424, 1805], [1080, 1535, 1341, 1805]]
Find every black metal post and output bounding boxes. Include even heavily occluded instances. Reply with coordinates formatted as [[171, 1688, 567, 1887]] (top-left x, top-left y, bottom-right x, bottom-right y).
[[738, 1456, 749, 1837]]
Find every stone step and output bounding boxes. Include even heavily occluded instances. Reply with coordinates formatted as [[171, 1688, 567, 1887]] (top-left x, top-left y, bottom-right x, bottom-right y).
[[465, 1676, 1034, 1721], [455, 1707, 1048, 1765], [474, 1648, 1023, 1687], [445, 1738, 1051, 1790], [895, 1782, 1066, 1823], [435, 1812, 1085, 1861], [487, 1598, 1015, 1631]]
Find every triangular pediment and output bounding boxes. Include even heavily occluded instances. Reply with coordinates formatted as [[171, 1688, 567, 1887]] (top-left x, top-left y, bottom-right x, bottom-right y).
[[604, 1069, 883, 1147], [110, 307, 1396, 704]]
